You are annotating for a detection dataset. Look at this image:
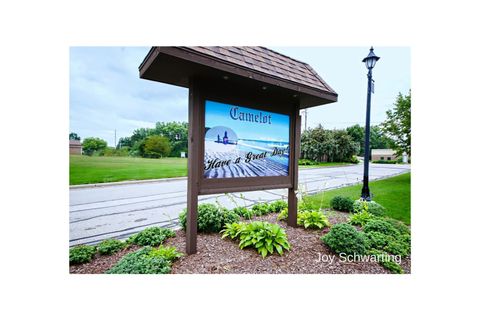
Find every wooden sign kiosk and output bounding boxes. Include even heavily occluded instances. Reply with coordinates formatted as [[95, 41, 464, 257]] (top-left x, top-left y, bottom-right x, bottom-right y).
[[139, 47, 337, 254]]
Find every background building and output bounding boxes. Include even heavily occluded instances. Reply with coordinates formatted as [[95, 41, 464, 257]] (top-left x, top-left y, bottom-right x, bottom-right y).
[[69, 140, 82, 155]]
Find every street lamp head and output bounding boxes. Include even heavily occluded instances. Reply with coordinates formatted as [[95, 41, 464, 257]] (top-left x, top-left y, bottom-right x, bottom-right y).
[[362, 46, 380, 69]]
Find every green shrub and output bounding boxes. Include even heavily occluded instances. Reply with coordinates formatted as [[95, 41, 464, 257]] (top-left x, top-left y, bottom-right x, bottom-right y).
[[349, 211, 376, 227], [148, 245, 183, 262], [127, 227, 175, 246], [298, 159, 318, 166], [235, 221, 290, 258], [268, 200, 288, 213], [277, 208, 288, 221], [299, 198, 316, 211], [330, 196, 354, 212], [97, 239, 127, 255], [179, 203, 240, 233], [384, 240, 410, 257], [384, 217, 410, 235], [69, 245, 97, 264], [251, 203, 271, 216], [363, 220, 400, 237], [368, 249, 404, 274], [297, 210, 331, 229], [232, 207, 253, 219], [353, 199, 386, 216], [322, 223, 368, 255], [221, 207, 241, 226], [366, 231, 393, 249], [221, 222, 245, 240], [106, 247, 171, 274]]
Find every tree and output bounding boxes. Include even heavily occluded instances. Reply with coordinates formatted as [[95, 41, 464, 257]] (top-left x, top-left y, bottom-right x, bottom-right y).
[[346, 124, 364, 155], [143, 135, 171, 158], [69, 132, 81, 141], [301, 125, 358, 162], [381, 91, 411, 156], [82, 137, 107, 156], [151, 122, 188, 157]]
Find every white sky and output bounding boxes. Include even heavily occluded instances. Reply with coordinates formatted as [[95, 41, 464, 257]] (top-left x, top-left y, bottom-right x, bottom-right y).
[[70, 46, 410, 147]]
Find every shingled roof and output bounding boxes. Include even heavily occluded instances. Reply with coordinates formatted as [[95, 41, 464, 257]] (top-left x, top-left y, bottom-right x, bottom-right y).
[[139, 46, 338, 108], [185, 46, 336, 95]]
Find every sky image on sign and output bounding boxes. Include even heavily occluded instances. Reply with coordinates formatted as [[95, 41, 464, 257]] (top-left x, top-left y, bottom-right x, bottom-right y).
[[204, 100, 290, 179]]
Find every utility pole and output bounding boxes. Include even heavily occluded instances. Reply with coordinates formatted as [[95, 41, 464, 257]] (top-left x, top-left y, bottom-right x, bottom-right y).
[[114, 129, 117, 149]]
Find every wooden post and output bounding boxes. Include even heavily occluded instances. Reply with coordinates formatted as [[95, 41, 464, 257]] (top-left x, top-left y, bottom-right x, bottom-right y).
[[287, 110, 301, 227], [186, 80, 200, 254]]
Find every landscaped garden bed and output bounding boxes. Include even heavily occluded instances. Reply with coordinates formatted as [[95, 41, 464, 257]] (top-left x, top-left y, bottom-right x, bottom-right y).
[[70, 193, 411, 274]]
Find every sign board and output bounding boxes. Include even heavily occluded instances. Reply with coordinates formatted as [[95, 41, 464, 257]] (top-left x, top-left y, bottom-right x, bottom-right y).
[[204, 100, 290, 179]]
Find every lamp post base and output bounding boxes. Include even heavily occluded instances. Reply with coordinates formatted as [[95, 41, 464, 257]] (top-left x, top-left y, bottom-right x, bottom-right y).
[[361, 177, 371, 201]]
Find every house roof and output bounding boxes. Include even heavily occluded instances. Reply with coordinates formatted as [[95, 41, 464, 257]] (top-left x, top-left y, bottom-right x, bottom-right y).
[[69, 140, 82, 146], [139, 46, 337, 109], [371, 149, 396, 156]]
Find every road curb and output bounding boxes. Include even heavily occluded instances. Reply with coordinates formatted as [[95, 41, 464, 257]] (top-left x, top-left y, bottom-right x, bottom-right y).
[[70, 176, 188, 189]]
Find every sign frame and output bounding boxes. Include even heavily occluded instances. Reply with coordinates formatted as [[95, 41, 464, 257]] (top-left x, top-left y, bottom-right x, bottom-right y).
[[186, 79, 301, 254]]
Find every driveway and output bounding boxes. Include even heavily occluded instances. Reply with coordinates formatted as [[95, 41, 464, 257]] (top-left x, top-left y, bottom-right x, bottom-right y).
[[69, 163, 410, 246]]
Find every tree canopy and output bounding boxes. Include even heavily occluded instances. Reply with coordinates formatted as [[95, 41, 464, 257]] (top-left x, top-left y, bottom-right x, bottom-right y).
[[301, 125, 358, 162], [69, 132, 81, 141], [381, 91, 411, 156], [82, 137, 107, 156]]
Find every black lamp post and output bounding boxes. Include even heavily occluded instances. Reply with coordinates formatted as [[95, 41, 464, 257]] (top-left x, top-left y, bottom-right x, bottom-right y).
[[361, 47, 380, 201]]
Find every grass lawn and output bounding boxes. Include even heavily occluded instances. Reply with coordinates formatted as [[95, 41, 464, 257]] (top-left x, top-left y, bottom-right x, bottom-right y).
[[306, 173, 411, 224], [299, 162, 353, 169], [70, 155, 187, 185]]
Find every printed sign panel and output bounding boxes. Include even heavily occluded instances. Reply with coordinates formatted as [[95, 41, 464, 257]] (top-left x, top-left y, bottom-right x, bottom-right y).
[[204, 100, 290, 179]]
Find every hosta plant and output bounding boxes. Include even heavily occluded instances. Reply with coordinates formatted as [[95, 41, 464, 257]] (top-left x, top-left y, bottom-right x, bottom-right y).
[[223, 221, 290, 258], [297, 210, 331, 229], [148, 245, 183, 262], [220, 222, 245, 240], [69, 245, 97, 265], [268, 200, 288, 213]]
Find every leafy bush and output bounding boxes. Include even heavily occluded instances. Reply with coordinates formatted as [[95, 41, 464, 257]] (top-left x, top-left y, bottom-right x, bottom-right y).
[[232, 207, 253, 219], [97, 239, 127, 255], [106, 247, 171, 274], [322, 223, 368, 255], [251, 203, 271, 216], [298, 158, 318, 166], [384, 217, 410, 235], [220, 222, 245, 240], [349, 211, 376, 226], [127, 227, 175, 246], [368, 249, 404, 274], [363, 220, 400, 237], [353, 199, 386, 216], [277, 208, 288, 221], [366, 231, 393, 249], [384, 240, 410, 257], [297, 210, 331, 229], [268, 200, 288, 213], [330, 196, 354, 212], [221, 207, 241, 226], [179, 203, 240, 233], [148, 245, 183, 262], [365, 222, 410, 257], [221, 221, 290, 258], [69, 245, 97, 264]]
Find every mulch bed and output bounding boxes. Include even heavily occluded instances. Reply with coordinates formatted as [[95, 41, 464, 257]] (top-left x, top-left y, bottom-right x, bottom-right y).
[[70, 211, 411, 274]]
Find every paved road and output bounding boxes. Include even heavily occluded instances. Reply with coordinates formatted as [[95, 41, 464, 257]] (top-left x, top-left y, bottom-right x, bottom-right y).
[[69, 163, 410, 246]]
